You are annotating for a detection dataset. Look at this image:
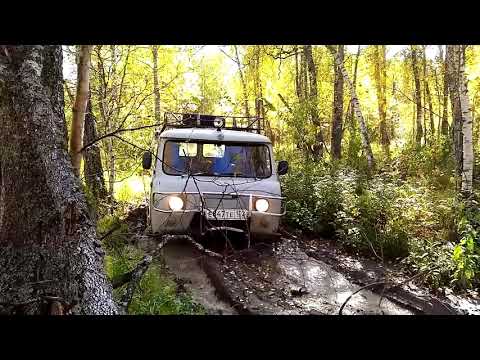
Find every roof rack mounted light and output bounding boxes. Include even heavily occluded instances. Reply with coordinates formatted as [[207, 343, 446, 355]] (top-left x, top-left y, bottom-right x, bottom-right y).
[[162, 111, 265, 134]]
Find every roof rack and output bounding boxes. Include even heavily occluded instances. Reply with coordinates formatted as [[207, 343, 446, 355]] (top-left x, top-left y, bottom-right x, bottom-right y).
[[162, 112, 266, 134]]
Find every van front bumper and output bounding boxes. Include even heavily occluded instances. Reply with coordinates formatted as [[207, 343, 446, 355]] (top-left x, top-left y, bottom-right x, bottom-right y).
[[150, 191, 285, 236]]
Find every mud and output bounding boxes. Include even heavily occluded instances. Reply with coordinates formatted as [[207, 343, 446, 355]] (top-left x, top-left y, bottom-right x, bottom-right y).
[[200, 239, 412, 315], [295, 234, 480, 315], [162, 240, 237, 315], [124, 205, 479, 315]]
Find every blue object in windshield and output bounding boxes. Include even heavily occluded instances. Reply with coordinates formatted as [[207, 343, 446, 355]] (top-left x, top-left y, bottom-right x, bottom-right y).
[[163, 141, 271, 178]]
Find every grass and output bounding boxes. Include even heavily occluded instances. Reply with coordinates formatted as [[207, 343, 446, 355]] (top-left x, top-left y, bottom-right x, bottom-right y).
[[100, 213, 205, 315]]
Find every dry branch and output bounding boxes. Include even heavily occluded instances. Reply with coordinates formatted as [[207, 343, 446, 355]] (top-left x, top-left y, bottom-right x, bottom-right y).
[[118, 255, 153, 311]]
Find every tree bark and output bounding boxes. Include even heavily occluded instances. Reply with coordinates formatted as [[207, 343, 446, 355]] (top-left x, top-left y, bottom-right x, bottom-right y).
[[373, 45, 390, 156], [0, 45, 117, 315], [439, 45, 449, 136], [331, 45, 344, 160], [304, 45, 325, 159], [83, 94, 107, 204], [422, 46, 435, 143], [152, 45, 161, 124], [447, 45, 464, 182], [411, 46, 424, 146], [327, 45, 375, 170], [94, 46, 116, 202], [457, 46, 474, 194], [234, 46, 250, 118], [346, 46, 361, 152], [70, 45, 93, 176]]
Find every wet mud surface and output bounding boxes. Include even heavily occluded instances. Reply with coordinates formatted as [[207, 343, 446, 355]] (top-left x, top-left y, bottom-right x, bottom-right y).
[[126, 205, 479, 315], [199, 239, 412, 315]]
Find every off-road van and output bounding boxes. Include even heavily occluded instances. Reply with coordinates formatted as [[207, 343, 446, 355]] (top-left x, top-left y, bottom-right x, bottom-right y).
[[142, 112, 288, 243]]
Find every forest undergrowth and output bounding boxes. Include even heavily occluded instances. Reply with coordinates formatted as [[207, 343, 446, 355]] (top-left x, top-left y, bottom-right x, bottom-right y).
[[281, 139, 480, 292]]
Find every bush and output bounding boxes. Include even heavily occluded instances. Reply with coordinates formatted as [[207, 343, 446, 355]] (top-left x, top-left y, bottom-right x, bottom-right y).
[[280, 139, 479, 290], [282, 164, 461, 265], [282, 163, 343, 235], [283, 165, 412, 258], [395, 136, 455, 189], [451, 199, 480, 289]]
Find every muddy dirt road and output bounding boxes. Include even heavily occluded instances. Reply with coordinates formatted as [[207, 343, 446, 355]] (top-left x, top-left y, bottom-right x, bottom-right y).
[[128, 206, 479, 315], [161, 238, 412, 315]]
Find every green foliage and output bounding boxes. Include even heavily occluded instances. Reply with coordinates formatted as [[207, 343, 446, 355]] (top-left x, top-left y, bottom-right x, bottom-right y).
[[99, 214, 204, 314], [451, 199, 480, 288], [282, 159, 480, 290], [282, 162, 342, 235], [129, 263, 205, 315], [283, 165, 411, 258], [404, 239, 455, 289], [114, 176, 148, 206], [396, 136, 455, 189]]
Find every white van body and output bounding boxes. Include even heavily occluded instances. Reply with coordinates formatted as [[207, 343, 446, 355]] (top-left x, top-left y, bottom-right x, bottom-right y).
[[147, 118, 286, 240]]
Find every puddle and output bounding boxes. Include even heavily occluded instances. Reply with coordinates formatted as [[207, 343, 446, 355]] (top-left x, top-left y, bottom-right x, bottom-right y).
[[162, 240, 237, 315], [275, 244, 412, 315]]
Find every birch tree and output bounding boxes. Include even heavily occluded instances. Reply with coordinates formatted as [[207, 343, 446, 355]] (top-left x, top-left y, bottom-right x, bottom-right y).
[[304, 45, 325, 158], [70, 45, 93, 176], [327, 45, 375, 170], [152, 45, 161, 124], [411, 46, 424, 146], [331, 45, 344, 160], [457, 45, 474, 193], [372, 45, 390, 156], [0, 45, 117, 315]]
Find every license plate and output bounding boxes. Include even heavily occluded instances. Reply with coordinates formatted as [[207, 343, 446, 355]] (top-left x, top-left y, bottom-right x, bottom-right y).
[[203, 208, 248, 220]]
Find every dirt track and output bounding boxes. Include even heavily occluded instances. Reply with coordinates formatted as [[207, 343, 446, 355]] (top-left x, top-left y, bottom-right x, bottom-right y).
[[127, 205, 479, 315]]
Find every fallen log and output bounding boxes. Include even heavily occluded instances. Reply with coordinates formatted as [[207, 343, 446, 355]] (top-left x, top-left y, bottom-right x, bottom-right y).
[[118, 255, 153, 312]]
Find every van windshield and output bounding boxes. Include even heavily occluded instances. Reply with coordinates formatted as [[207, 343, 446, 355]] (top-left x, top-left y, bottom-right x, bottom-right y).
[[163, 141, 271, 178]]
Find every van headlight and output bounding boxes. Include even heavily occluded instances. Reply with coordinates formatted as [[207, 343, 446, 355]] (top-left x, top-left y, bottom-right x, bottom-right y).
[[168, 196, 184, 211], [255, 198, 269, 212]]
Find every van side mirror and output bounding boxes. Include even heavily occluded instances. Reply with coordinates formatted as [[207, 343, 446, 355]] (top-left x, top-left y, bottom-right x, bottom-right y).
[[277, 160, 288, 175], [142, 151, 152, 170]]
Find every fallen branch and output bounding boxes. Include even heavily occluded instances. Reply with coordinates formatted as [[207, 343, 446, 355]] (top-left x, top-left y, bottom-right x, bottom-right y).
[[185, 235, 224, 259], [377, 270, 435, 311], [339, 267, 442, 315], [99, 223, 122, 241], [338, 281, 386, 315], [118, 255, 153, 312]]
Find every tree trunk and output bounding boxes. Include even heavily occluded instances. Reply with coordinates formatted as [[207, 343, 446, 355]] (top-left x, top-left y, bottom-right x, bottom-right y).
[[0, 45, 117, 315], [70, 45, 93, 176], [373, 45, 390, 156], [411, 46, 424, 146], [94, 46, 116, 203], [327, 45, 375, 170], [253, 46, 271, 138], [294, 46, 302, 100], [152, 45, 161, 124], [422, 46, 434, 142], [457, 46, 474, 194], [439, 45, 449, 136], [83, 94, 107, 204], [331, 45, 344, 160], [233, 46, 250, 118], [447, 45, 464, 182], [346, 46, 361, 156], [304, 45, 325, 159]]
